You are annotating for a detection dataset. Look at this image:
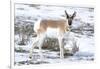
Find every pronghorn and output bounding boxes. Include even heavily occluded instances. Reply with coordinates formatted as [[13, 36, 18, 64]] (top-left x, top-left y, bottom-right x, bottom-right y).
[[29, 10, 76, 59]]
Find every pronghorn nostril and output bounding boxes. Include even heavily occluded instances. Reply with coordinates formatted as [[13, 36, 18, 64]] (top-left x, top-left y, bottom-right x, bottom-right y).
[[29, 56, 32, 59], [68, 22, 72, 25]]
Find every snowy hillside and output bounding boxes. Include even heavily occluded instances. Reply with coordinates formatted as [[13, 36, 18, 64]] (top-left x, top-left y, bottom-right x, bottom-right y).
[[14, 3, 94, 65]]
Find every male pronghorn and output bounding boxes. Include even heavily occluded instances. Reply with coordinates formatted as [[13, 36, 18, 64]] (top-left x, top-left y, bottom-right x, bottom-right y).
[[29, 10, 76, 59]]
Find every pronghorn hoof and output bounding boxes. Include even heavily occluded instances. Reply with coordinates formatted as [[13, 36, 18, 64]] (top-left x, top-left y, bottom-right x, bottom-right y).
[[29, 56, 32, 59]]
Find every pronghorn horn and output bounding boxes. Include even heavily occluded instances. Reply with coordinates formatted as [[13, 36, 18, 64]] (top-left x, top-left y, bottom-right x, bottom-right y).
[[72, 11, 76, 18], [65, 10, 69, 18]]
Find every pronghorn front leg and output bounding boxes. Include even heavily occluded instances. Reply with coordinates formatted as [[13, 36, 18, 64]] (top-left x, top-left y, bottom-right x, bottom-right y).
[[58, 35, 64, 59]]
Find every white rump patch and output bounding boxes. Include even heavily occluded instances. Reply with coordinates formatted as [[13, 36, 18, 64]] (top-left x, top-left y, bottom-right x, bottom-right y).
[[34, 18, 42, 33]]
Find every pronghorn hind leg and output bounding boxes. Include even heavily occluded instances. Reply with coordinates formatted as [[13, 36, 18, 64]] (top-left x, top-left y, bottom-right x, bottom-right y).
[[29, 36, 39, 59], [38, 33, 46, 61]]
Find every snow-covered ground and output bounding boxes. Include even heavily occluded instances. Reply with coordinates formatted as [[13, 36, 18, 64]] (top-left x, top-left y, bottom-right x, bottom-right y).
[[14, 3, 94, 65]]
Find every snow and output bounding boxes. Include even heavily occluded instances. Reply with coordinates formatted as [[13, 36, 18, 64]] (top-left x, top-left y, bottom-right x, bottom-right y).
[[14, 36, 94, 65], [14, 3, 94, 65]]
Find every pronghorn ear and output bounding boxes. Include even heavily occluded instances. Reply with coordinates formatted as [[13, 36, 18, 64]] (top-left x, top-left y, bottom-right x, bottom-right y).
[[72, 11, 76, 18], [65, 10, 69, 18]]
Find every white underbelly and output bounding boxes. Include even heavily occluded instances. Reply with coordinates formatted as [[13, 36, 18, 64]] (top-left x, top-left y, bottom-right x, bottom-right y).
[[46, 28, 59, 38]]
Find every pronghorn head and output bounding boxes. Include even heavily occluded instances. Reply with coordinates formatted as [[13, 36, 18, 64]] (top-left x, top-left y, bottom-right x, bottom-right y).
[[65, 10, 76, 26]]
